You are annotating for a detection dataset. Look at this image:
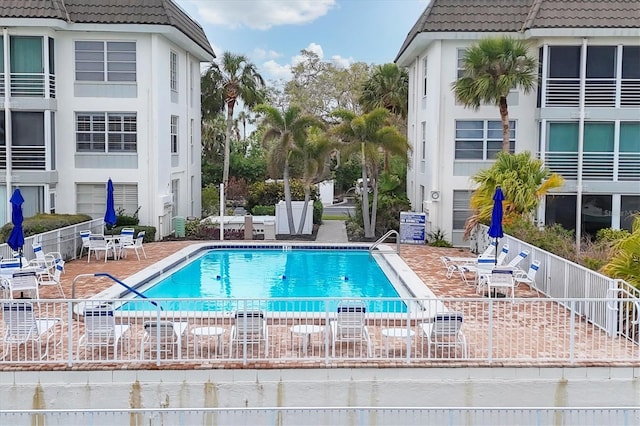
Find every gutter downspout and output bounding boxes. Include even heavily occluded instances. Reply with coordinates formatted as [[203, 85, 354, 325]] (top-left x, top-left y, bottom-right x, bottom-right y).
[[575, 38, 588, 253], [3, 28, 12, 222]]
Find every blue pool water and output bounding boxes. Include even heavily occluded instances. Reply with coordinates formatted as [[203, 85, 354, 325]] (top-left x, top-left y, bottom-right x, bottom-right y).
[[121, 248, 406, 312]]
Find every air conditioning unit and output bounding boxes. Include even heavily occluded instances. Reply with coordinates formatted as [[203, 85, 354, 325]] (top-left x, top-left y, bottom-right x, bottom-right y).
[[430, 190, 441, 202]]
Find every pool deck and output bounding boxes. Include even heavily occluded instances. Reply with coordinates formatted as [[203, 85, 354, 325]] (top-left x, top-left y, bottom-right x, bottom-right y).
[[10, 236, 632, 368]]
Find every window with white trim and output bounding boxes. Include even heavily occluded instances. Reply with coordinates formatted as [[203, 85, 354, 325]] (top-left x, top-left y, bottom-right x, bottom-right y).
[[170, 51, 178, 93], [420, 121, 426, 160], [76, 112, 137, 153], [457, 48, 466, 79], [455, 120, 515, 160], [452, 190, 473, 231], [76, 182, 138, 219], [171, 115, 179, 154], [422, 57, 428, 97], [75, 41, 136, 82]]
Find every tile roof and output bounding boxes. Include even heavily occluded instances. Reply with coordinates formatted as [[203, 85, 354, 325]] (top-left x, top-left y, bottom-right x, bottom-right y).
[[396, 0, 640, 61], [0, 0, 214, 57]]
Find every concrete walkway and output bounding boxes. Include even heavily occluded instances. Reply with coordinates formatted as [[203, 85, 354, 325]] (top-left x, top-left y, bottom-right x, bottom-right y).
[[315, 220, 348, 243]]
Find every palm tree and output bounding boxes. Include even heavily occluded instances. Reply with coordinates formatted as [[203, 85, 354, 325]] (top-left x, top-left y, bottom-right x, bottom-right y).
[[201, 52, 266, 186], [359, 63, 408, 118], [452, 36, 537, 152], [292, 128, 335, 233], [255, 104, 324, 234], [464, 151, 564, 237], [332, 108, 409, 239], [601, 215, 640, 289]]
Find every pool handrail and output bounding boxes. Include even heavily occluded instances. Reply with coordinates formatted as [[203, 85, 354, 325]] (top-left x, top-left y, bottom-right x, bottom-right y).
[[369, 230, 400, 255], [71, 272, 161, 309]]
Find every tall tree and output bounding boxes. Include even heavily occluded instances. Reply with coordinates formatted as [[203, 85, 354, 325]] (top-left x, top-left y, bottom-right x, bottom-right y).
[[359, 63, 409, 118], [359, 63, 409, 171], [255, 104, 324, 234], [292, 127, 335, 233], [332, 108, 409, 239], [201, 52, 266, 186], [452, 36, 537, 152]]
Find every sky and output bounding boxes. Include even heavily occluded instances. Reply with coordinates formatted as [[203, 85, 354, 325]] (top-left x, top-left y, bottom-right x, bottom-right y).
[[175, 0, 429, 82]]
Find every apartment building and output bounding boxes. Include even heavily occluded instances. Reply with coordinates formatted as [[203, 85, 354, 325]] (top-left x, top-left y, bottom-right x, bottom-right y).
[[396, 0, 639, 245], [0, 0, 214, 238]]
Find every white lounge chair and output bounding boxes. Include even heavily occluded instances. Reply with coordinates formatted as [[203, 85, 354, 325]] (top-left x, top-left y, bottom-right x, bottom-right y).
[[79, 230, 91, 259], [330, 300, 372, 357], [78, 305, 130, 360], [27, 242, 57, 279], [505, 249, 530, 271], [420, 313, 467, 358], [140, 320, 189, 360], [515, 260, 541, 296], [229, 310, 269, 358], [440, 240, 497, 273], [2, 301, 61, 360]]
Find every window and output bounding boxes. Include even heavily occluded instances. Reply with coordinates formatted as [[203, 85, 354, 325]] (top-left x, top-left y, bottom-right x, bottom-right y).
[[545, 195, 577, 232], [420, 121, 426, 160], [171, 115, 179, 154], [582, 195, 612, 236], [621, 196, 640, 232], [75, 41, 136, 82], [170, 51, 178, 92], [455, 120, 515, 160], [171, 179, 179, 217], [12, 112, 44, 146], [10, 36, 43, 74], [548, 46, 581, 79], [584, 122, 614, 152], [422, 57, 427, 97], [189, 61, 195, 107], [76, 112, 137, 152], [548, 122, 579, 152], [456, 49, 466, 79], [76, 183, 138, 219], [452, 190, 473, 230], [586, 46, 616, 79], [622, 46, 640, 79], [190, 118, 194, 164]]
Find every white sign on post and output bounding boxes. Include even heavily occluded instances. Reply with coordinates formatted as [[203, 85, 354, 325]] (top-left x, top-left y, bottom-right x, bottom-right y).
[[399, 212, 426, 245]]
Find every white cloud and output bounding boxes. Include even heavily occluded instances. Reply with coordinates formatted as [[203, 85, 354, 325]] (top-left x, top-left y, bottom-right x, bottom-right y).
[[331, 55, 354, 68], [292, 42, 324, 65], [262, 60, 292, 80], [253, 48, 282, 61], [185, 0, 336, 30]]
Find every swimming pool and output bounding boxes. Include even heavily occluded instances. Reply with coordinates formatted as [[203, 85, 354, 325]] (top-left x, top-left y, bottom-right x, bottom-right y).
[[119, 246, 409, 312]]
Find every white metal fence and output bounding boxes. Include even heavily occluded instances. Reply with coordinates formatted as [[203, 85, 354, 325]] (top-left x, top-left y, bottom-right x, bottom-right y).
[[1, 406, 638, 425], [1, 296, 638, 366]]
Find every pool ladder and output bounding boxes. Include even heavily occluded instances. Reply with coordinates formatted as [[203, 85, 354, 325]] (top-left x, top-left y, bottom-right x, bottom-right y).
[[282, 244, 292, 252], [369, 230, 400, 255]]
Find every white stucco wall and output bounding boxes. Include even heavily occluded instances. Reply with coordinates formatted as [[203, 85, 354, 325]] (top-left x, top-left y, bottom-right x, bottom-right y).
[[2, 367, 638, 411]]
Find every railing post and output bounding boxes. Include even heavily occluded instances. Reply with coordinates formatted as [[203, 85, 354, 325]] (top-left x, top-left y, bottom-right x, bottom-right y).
[[487, 299, 493, 364], [569, 299, 576, 364], [405, 299, 412, 363], [67, 299, 74, 367]]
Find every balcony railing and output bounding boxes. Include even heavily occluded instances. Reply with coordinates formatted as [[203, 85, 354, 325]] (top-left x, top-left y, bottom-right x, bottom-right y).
[[0, 145, 47, 170], [544, 151, 640, 181], [0, 72, 56, 98], [544, 78, 640, 107]]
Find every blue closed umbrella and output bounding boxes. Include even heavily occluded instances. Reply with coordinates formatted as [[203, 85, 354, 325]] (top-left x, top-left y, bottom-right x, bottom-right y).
[[104, 178, 117, 231], [487, 186, 505, 265], [7, 188, 25, 263]]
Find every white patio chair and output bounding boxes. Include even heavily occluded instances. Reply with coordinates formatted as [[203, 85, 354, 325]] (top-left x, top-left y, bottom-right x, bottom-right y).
[[140, 320, 189, 360], [420, 313, 467, 358], [506, 249, 530, 271], [87, 234, 115, 263], [120, 230, 147, 260], [27, 242, 57, 279], [330, 300, 372, 357], [515, 260, 541, 296], [229, 309, 269, 358], [79, 230, 91, 259], [78, 305, 130, 360], [38, 261, 66, 298], [0, 258, 22, 279], [2, 301, 61, 360], [440, 240, 497, 273], [119, 227, 136, 249]]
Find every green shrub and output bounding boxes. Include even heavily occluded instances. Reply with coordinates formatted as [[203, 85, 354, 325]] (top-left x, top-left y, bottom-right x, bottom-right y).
[[108, 225, 156, 242], [202, 183, 220, 217], [0, 213, 92, 243], [596, 228, 631, 243], [115, 207, 140, 226], [313, 199, 323, 225], [251, 205, 275, 216], [505, 219, 578, 262], [427, 228, 453, 247]]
